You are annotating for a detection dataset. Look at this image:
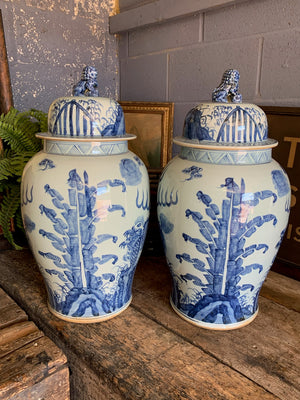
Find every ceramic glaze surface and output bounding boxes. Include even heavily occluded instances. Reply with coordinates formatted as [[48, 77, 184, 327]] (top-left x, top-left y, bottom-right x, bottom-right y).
[[158, 154, 290, 329], [22, 142, 149, 322], [48, 97, 125, 137], [158, 70, 290, 330], [182, 103, 269, 144], [21, 70, 149, 322]]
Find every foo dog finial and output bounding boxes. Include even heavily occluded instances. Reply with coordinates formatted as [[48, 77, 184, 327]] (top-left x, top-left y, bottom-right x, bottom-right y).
[[212, 69, 242, 103], [73, 66, 99, 97]]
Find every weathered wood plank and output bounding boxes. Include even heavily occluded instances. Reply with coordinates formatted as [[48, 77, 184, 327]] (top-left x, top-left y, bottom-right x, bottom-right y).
[[0, 288, 27, 329], [48, 308, 278, 400], [0, 321, 43, 358], [66, 352, 125, 400], [0, 321, 38, 346], [0, 249, 285, 400], [8, 366, 70, 400], [0, 335, 68, 399], [0, 288, 15, 309], [260, 270, 300, 312], [132, 257, 300, 400]]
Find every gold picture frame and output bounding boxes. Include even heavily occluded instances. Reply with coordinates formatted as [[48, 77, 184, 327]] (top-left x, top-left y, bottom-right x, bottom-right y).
[[119, 101, 174, 171]]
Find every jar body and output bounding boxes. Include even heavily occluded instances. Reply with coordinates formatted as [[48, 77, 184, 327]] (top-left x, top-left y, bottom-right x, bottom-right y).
[[157, 147, 290, 329], [21, 139, 149, 322]]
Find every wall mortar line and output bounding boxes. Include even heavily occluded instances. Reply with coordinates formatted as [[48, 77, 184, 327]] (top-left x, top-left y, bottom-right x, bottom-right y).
[[255, 36, 264, 98]]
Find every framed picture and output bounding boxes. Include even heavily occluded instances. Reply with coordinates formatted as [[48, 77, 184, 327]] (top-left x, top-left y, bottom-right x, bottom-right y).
[[119, 101, 174, 171], [261, 106, 300, 279]]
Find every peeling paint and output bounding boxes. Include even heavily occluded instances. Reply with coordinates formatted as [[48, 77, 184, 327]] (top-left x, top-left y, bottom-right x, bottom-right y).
[[6, 0, 119, 112], [73, 0, 115, 17], [25, 1, 71, 14]]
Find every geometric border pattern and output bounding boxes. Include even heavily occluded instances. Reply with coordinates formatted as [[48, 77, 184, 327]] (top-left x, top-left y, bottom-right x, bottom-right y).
[[45, 140, 128, 156], [180, 147, 272, 165]]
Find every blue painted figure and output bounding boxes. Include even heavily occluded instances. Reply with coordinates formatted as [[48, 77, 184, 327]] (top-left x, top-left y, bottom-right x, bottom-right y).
[[120, 216, 148, 268], [39, 159, 55, 170], [182, 166, 203, 181]]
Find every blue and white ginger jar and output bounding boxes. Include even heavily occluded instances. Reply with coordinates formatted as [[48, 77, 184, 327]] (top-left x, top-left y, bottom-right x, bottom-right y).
[[21, 69, 150, 322], [157, 69, 290, 330]]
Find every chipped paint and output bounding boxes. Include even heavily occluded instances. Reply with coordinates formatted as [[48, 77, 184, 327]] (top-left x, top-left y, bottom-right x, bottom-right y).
[[6, 0, 119, 112], [25, 1, 71, 14], [73, 0, 115, 17]]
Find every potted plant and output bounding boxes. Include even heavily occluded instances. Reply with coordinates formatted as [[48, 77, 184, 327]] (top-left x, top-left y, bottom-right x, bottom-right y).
[[0, 107, 47, 249]]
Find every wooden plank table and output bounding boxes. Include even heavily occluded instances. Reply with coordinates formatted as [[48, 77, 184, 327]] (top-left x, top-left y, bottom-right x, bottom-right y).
[[0, 247, 299, 400], [0, 287, 70, 400]]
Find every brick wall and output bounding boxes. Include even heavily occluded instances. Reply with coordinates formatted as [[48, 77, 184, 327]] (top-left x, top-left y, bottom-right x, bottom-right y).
[[1, 0, 118, 112], [114, 0, 300, 138]]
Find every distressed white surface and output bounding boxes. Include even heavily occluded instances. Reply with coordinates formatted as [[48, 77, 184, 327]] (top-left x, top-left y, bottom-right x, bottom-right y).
[[1, 0, 118, 112]]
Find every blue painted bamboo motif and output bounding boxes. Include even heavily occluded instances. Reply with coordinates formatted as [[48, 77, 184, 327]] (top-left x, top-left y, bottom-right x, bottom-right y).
[[160, 176, 284, 325], [25, 167, 147, 318]]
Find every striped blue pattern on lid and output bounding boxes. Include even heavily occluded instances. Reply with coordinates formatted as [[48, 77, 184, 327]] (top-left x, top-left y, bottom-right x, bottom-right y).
[[182, 69, 269, 145]]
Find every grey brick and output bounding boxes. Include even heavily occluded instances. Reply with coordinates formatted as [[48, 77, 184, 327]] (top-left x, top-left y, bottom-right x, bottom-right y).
[[120, 53, 167, 101], [118, 33, 129, 59], [205, 0, 300, 42], [169, 38, 260, 103], [128, 14, 201, 56], [260, 30, 300, 101]]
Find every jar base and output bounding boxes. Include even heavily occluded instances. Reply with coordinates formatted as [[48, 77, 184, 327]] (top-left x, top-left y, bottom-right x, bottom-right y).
[[170, 298, 258, 330], [47, 296, 132, 323]]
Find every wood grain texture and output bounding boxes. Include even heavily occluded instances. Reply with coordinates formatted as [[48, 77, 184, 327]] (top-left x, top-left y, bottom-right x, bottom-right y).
[[0, 335, 68, 399], [0, 288, 27, 329], [132, 257, 300, 400], [0, 320, 39, 346], [260, 270, 300, 312], [0, 248, 298, 399], [0, 321, 43, 358], [0, 283, 69, 399], [7, 366, 69, 400]]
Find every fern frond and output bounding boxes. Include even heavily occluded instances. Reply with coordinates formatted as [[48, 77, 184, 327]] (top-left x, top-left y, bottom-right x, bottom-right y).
[[28, 109, 48, 132], [0, 157, 17, 181], [0, 106, 46, 248], [0, 149, 35, 181], [15, 211, 25, 231], [0, 107, 18, 125], [0, 184, 22, 249], [11, 152, 36, 181], [12, 113, 42, 152], [0, 107, 44, 153]]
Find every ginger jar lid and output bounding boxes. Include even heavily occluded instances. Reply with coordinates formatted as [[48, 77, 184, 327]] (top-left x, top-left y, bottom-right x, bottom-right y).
[[38, 66, 133, 141], [174, 69, 277, 150]]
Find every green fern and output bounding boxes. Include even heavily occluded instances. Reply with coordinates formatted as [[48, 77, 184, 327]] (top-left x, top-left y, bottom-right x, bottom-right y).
[[0, 107, 47, 249]]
